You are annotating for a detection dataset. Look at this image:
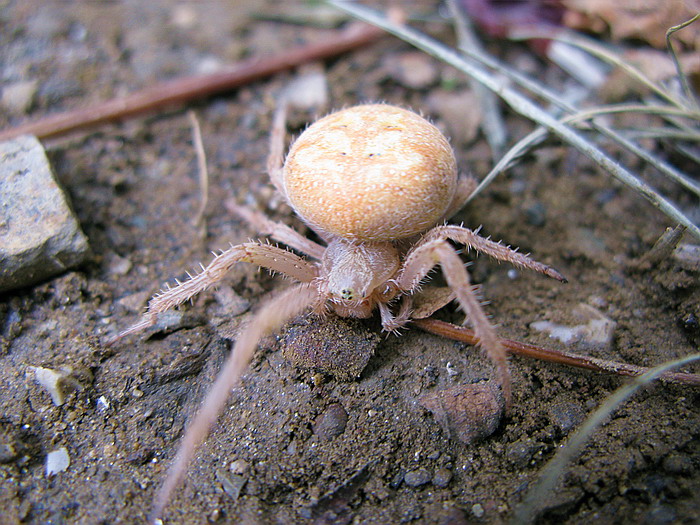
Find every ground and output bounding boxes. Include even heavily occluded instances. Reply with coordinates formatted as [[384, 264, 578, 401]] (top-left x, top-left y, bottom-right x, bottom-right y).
[[1, 1, 699, 524]]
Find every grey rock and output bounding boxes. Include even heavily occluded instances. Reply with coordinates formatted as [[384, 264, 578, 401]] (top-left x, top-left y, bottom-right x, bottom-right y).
[[0, 135, 90, 292], [432, 467, 452, 488], [404, 468, 431, 487]]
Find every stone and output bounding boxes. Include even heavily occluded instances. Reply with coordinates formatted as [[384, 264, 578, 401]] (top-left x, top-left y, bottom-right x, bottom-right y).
[[404, 468, 431, 487], [0, 135, 90, 292], [419, 382, 504, 444]]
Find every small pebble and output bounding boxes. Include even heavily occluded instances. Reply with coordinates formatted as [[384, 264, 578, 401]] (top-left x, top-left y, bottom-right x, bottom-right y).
[[215, 468, 246, 500], [419, 382, 503, 444], [471, 503, 485, 518], [1, 80, 38, 114], [432, 467, 452, 488], [30, 367, 67, 406], [390, 471, 404, 489], [96, 396, 110, 412], [673, 244, 700, 272], [229, 459, 250, 475], [213, 286, 250, 317], [384, 51, 439, 89], [662, 454, 692, 475], [30, 366, 83, 406], [524, 201, 547, 227], [548, 400, 585, 435], [404, 468, 431, 487], [0, 443, 19, 464], [46, 447, 70, 476], [106, 252, 132, 276], [282, 316, 379, 380], [283, 70, 328, 112], [313, 403, 348, 440], [506, 438, 543, 469], [426, 89, 482, 145]]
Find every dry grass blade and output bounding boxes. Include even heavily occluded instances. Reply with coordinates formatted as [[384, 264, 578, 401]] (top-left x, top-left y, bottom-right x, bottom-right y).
[[446, 0, 507, 159], [447, 36, 700, 202], [511, 352, 700, 525], [516, 29, 687, 109], [665, 13, 700, 110], [443, 10, 700, 207], [187, 110, 209, 229], [328, 1, 700, 240]]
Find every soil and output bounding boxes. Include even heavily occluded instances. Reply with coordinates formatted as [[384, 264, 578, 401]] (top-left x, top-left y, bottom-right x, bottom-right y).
[[1, 2, 698, 524]]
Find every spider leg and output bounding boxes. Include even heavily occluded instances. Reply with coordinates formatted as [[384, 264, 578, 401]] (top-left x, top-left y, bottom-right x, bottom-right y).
[[441, 175, 478, 221], [397, 239, 512, 410], [151, 282, 319, 522], [225, 199, 325, 260], [417, 225, 566, 282], [267, 98, 288, 198], [378, 295, 413, 333], [109, 242, 318, 343]]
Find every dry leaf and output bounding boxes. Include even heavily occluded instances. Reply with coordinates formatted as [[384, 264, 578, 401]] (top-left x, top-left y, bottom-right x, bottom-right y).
[[563, 0, 700, 49]]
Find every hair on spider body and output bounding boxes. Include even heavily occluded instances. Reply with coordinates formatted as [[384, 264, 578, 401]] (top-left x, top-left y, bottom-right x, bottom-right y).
[[110, 103, 565, 521]]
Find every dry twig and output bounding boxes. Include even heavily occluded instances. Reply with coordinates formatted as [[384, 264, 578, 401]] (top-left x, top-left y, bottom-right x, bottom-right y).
[[0, 22, 383, 142], [414, 318, 700, 387]]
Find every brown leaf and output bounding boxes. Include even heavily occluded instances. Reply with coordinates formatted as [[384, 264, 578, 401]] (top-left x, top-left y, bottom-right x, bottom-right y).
[[563, 0, 700, 49]]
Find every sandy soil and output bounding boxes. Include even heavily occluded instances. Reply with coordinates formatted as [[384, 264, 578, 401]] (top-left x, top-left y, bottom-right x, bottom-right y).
[[1, 1, 698, 524]]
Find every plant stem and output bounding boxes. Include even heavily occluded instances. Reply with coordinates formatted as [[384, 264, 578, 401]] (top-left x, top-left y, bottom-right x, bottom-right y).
[[414, 318, 700, 387], [0, 22, 383, 141]]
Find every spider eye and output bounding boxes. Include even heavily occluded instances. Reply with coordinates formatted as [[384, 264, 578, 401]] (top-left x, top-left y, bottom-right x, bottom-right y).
[[340, 288, 354, 300]]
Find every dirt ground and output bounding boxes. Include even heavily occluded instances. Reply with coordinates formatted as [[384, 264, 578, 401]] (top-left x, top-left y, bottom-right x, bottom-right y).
[[1, 1, 699, 524]]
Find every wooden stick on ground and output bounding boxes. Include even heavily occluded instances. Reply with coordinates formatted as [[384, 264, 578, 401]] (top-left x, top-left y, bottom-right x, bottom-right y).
[[0, 22, 383, 141], [414, 318, 700, 387]]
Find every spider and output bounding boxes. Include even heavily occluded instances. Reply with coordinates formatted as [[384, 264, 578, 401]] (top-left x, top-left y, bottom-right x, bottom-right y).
[[111, 103, 565, 520]]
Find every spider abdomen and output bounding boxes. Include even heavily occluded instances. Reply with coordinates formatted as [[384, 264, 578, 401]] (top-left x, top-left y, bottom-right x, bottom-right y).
[[283, 104, 457, 242]]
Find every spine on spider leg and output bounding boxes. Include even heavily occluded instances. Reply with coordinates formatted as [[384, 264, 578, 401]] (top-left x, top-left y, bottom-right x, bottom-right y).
[[108, 247, 246, 345], [147, 248, 245, 313], [434, 225, 568, 283]]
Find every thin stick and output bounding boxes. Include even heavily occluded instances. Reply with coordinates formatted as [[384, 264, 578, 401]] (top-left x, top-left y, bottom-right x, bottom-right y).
[[447, 0, 507, 159], [512, 29, 686, 109], [0, 22, 383, 142], [187, 110, 209, 228], [414, 318, 700, 387], [666, 14, 700, 110]]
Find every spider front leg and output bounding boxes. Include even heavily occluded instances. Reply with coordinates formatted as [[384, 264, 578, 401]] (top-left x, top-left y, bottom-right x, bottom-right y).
[[109, 242, 318, 343], [225, 200, 325, 260], [152, 282, 320, 522], [397, 238, 512, 409]]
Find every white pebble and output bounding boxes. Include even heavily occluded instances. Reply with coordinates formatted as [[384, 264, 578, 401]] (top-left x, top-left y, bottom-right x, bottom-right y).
[[46, 447, 70, 477], [96, 395, 110, 411], [30, 366, 66, 406], [531, 303, 616, 349]]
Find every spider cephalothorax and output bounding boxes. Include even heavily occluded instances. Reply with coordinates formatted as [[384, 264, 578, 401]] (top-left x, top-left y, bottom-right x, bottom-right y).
[[111, 103, 564, 520]]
